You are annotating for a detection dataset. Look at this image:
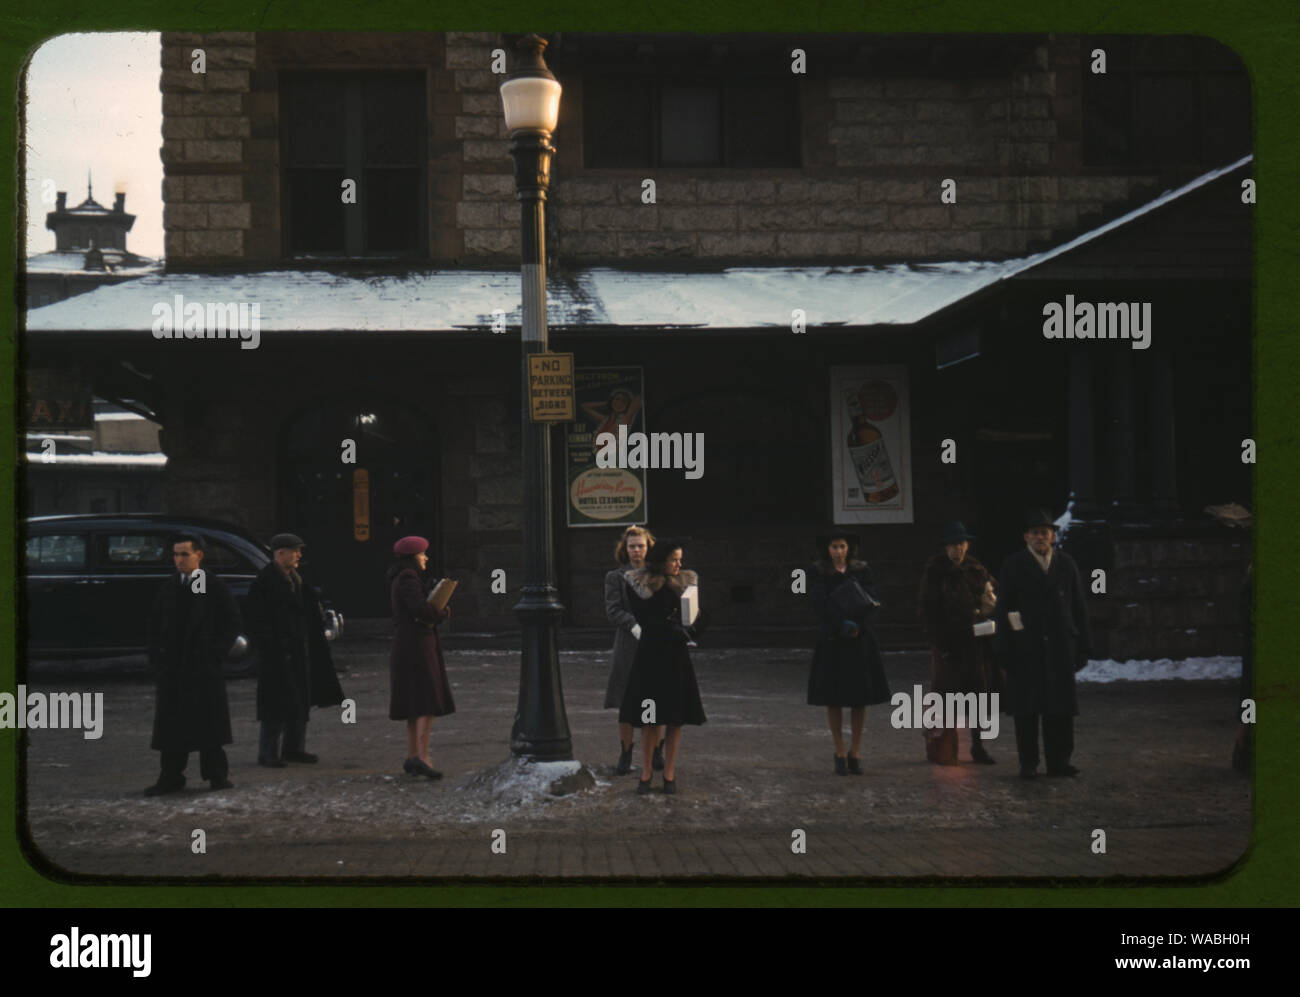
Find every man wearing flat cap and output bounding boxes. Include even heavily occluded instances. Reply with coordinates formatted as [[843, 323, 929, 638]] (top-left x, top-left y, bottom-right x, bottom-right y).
[[247, 533, 344, 767], [995, 509, 1092, 779]]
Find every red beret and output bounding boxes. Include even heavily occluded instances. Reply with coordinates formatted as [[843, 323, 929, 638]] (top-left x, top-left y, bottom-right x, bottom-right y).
[[393, 536, 429, 556]]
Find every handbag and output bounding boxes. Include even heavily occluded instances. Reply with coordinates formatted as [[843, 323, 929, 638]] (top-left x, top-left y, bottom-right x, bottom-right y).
[[829, 576, 881, 618]]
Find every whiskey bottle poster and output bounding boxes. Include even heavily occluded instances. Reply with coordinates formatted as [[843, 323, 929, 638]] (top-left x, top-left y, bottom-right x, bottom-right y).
[[565, 366, 648, 528], [830, 365, 913, 524]]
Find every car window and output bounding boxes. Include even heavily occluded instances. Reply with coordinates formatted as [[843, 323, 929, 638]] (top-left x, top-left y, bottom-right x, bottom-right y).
[[105, 534, 170, 565], [203, 539, 258, 572], [26, 534, 88, 570]]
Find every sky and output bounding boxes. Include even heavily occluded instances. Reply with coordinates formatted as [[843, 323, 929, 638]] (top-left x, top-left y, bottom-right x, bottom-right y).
[[23, 32, 163, 260]]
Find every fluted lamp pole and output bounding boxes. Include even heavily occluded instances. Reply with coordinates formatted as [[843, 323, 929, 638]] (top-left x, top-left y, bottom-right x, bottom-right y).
[[501, 34, 573, 760]]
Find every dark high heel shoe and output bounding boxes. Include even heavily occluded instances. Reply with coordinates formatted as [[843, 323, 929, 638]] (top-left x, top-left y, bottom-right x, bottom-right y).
[[411, 758, 443, 780], [834, 755, 847, 776], [662, 777, 676, 795], [636, 777, 653, 795], [616, 742, 634, 775], [846, 755, 862, 775], [403, 757, 418, 775]]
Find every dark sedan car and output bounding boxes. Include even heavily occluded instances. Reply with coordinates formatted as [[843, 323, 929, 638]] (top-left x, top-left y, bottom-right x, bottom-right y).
[[24, 514, 343, 669]]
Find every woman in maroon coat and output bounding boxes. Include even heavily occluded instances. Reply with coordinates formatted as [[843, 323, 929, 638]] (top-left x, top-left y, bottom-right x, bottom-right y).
[[387, 536, 454, 779]]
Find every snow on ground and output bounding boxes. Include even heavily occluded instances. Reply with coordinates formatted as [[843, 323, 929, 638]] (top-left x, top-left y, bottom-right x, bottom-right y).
[[1077, 656, 1241, 683]]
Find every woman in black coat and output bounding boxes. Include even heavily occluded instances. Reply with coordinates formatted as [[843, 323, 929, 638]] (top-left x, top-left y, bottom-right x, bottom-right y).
[[918, 522, 1001, 765], [604, 525, 664, 775], [387, 536, 454, 779], [618, 539, 706, 795], [808, 529, 890, 775]]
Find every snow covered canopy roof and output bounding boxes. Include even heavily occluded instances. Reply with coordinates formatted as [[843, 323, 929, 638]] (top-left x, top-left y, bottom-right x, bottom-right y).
[[25, 155, 1249, 336]]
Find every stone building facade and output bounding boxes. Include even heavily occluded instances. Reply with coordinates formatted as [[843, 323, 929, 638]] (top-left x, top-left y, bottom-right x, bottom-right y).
[[26, 31, 1252, 657]]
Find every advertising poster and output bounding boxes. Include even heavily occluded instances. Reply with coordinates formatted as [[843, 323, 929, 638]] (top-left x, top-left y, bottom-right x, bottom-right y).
[[565, 366, 647, 527], [830, 365, 913, 524]]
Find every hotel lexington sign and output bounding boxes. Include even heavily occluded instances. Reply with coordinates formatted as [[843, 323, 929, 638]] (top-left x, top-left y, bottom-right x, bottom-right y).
[[528, 352, 575, 422]]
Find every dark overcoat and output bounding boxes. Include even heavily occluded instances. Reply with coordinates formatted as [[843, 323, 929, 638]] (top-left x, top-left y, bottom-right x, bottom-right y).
[[247, 562, 344, 723], [807, 560, 891, 707], [603, 567, 640, 710], [995, 547, 1092, 716], [918, 552, 1002, 696], [388, 567, 455, 720], [617, 568, 706, 727], [147, 571, 241, 752]]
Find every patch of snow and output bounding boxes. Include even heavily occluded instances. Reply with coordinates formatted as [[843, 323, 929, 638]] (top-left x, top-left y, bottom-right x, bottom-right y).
[[1077, 656, 1241, 683], [455, 756, 595, 811]]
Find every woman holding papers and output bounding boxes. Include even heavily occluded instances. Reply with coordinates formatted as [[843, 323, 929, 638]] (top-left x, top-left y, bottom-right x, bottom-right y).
[[386, 535, 455, 779], [917, 522, 1002, 765], [604, 526, 665, 776], [807, 529, 891, 775], [618, 539, 706, 795]]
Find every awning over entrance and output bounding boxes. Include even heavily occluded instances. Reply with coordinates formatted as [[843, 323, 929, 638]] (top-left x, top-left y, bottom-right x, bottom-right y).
[[25, 155, 1249, 336]]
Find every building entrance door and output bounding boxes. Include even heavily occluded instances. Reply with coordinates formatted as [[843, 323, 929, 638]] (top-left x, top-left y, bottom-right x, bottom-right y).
[[281, 398, 439, 619]]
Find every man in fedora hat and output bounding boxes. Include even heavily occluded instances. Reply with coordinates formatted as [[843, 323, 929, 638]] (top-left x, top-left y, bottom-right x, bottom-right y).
[[995, 509, 1092, 779], [247, 533, 344, 767], [918, 521, 1001, 764]]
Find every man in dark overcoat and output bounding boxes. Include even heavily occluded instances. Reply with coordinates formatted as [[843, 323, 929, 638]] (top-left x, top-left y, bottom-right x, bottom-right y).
[[247, 533, 344, 766], [995, 509, 1092, 779], [145, 533, 241, 795]]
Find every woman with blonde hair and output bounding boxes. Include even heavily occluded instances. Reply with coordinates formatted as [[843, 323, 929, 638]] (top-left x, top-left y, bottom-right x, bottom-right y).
[[604, 525, 663, 775]]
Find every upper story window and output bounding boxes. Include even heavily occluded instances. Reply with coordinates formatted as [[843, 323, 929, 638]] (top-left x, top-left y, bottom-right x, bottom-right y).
[[583, 74, 800, 168], [281, 72, 427, 257], [1081, 37, 1250, 168]]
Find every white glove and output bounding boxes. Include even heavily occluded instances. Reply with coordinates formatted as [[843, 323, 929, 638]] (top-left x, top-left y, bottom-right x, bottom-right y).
[[631, 624, 642, 640]]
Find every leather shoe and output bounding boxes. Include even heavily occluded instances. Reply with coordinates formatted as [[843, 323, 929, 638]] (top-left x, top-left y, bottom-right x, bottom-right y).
[[209, 778, 234, 790], [846, 755, 862, 775], [1046, 765, 1080, 777], [283, 750, 318, 764], [636, 778, 653, 795], [662, 777, 676, 795], [1019, 766, 1038, 779], [258, 756, 287, 768], [402, 757, 418, 775], [615, 743, 633, 775], [410, 758, 443, 780], [144, 778, 185, 796]]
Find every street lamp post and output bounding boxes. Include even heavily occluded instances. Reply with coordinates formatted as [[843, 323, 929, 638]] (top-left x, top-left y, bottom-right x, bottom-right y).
[[501, 34, 573, 761]]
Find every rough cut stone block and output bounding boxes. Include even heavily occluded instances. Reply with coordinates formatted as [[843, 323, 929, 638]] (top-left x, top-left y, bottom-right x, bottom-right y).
[[185, 229, 243, 256], [698, 232, 777, 255], [659, 205, 736, 231], [206, 116, 251, 139], [186, 175, 243, 202], [205, 70, 251, 93], [164, 203, 207, 229], [207, 203, 252, 228], [462, 173, 515, 199], [185, 139, 243, 164]]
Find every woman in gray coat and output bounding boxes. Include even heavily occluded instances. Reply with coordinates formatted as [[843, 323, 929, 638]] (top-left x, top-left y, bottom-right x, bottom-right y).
[[604, 525, 664, 775]]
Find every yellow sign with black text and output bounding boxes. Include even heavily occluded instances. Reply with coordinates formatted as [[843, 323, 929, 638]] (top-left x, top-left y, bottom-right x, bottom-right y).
[[528, 352, 575, 422]]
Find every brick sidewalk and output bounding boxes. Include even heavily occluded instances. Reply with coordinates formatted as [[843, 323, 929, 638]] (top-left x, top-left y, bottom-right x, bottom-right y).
[[21, 643, 1250, 881]]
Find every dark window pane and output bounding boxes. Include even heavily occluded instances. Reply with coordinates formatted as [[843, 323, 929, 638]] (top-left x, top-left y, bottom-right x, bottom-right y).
[[203, 541, 256, 571], [586, 77, 653, 167], [106, 534, 168, 564], [725, 81, 800, 166], [284, 75, 346, 165], [660, 85, 721, 166], [28, 534, 87, 569], [364, 169, 421, 252], [288, 170, 346, 253], [363, 74, 425, 165], [1133, 72, 1200, 163], [1202, 72, 1251, 161]]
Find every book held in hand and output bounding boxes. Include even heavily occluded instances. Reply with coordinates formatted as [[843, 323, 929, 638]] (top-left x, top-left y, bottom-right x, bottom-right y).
[[680, 584, 700, 625], [972, 619, 996, 637], [427, 578, 458, 612]]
